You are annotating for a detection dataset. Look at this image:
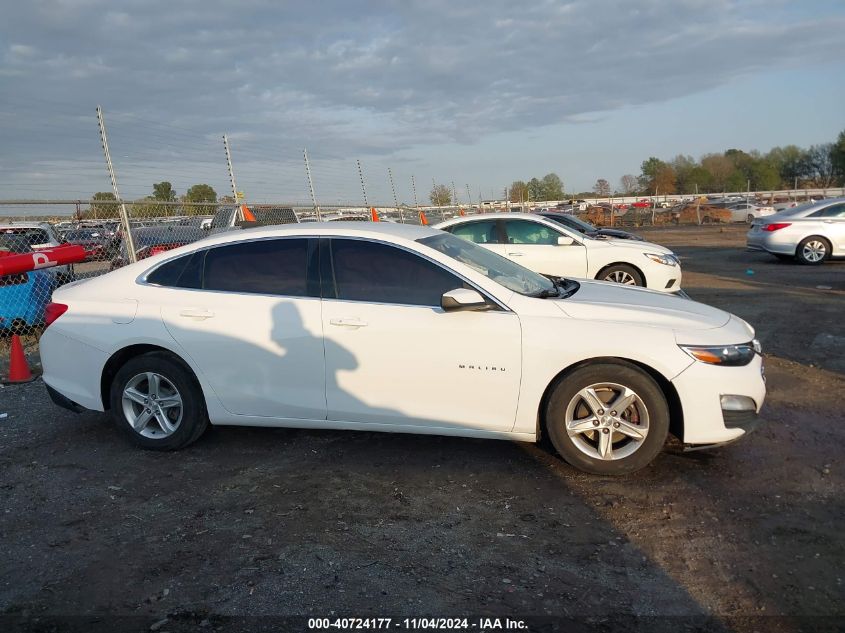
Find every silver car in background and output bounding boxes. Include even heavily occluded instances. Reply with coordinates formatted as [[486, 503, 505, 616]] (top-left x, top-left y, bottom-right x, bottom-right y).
[[747, 198, 845, 264]]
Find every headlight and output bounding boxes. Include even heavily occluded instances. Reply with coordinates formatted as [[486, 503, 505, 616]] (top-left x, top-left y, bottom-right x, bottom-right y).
[[644, 252, 678, 266], [679, 339, 760, 366]]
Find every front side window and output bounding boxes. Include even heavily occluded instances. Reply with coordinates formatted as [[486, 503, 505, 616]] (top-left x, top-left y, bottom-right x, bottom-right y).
[[328, 239, 464, 306], [203, 238, 314, 297], [447, 220, 500, 244], [503, 219, 560, 245]]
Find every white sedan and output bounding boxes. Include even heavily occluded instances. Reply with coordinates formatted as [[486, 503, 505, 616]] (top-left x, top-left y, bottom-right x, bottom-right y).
[[40, 223, 765, 475], [435, 213, 683, 292]]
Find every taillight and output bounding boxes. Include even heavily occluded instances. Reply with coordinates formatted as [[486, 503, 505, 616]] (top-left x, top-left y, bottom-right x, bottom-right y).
[[44, 302, 68, 327], [763, 223, 791, 232]]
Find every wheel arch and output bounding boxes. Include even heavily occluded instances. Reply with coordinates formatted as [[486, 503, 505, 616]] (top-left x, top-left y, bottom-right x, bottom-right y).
[[100, 344, 201, 410], [595, 261, 647, 287], [537, 356, 684, 443]]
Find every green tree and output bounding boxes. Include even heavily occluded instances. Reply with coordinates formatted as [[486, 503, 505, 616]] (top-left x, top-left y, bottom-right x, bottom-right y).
[[540, 173, 563, 200], [184, 184, 217, 215], [90, 191, 119, 218], [639, 158, 675, 194], [806, 143, 836, 187], [152, 181, 177, 202], [700, 154, 736, 192], [429, 183, 451, 206], [527, 177, 543, 201]]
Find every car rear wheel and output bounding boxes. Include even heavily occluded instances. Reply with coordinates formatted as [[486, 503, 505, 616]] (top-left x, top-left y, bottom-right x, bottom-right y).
[[746, 214, 755, 224], [545, 362, 669, 475], [599, 264, 644, 287], [795, 236, 829, 265], [109, 352, 208, 450]]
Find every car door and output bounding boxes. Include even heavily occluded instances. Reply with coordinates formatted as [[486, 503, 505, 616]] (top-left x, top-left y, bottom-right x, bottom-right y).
[[156, 237, 327, 420], [500, 218, 588, 277], [320, 237, 522, 432], [809, 203, 845, 254]]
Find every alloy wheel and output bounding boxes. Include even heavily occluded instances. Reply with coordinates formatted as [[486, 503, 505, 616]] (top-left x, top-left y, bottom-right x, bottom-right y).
[[604, 270, 637, 285], [564, 382, 650, 461], [121, 372, 184, 438], [802, 240, 826, 263]]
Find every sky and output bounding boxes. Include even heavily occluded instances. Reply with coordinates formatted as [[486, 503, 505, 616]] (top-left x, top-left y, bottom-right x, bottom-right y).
[[1, 0, 844, 207]]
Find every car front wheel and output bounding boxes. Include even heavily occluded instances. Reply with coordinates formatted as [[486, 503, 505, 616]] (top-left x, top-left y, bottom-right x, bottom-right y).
[[599, 264, 644, 287], [109, 352, 208, 450], [545, 362, 669, 475], [795, 236, 829, 265]]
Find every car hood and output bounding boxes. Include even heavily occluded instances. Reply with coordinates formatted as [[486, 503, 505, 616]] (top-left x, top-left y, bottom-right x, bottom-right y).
[[586, 237, 672, 254], [555, 280, 732, 333]]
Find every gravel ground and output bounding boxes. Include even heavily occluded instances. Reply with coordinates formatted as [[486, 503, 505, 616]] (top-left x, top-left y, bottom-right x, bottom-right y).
[[0, 225, 843, 632]]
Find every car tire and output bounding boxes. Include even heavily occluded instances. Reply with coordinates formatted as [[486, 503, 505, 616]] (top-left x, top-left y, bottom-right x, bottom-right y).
[[599, 264, 644, 287], [545, 362, 669, 475], [795, 236, 830, 265], [773, 254, 792, 262], [109, 351, 208, 450], [746, 214, 755, 224], [702, 215, 712, 224]]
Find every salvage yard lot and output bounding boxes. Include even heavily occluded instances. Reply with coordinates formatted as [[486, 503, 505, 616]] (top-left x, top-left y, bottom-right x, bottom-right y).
[[0, 225, 842, 631]]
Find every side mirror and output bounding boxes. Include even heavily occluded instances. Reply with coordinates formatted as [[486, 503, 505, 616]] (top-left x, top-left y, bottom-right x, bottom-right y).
[[557, 236, 576, 246], [441, 288, 489, 312]]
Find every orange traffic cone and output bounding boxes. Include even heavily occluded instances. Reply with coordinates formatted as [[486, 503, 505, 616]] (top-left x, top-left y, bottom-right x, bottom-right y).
[[241, 204, 256, 222], [419, 210, 428, 225], [3, 334, 36, 384], [370, 207, 380, 222], [459, 208, 466, 216]]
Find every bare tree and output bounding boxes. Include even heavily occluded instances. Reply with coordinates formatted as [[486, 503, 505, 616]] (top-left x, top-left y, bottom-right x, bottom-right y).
[[593, 178, 611, 196], [619, 174, 638, 195], [429, 183, 452, 206]]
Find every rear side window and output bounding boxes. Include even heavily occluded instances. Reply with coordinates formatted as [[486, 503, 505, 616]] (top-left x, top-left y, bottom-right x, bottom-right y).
[[146, 250, 205, 289], [447, 220, 500, 244], [502, 220, 560, 245], [328, 239, 464, 306], [203, 238, 314, 297], [809, 204, 845, 218]]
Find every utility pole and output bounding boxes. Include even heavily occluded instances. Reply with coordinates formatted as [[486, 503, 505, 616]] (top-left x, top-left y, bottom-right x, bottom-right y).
[[223, 134, 245, 221], [96, 105, 137, 263], [451, 181, 459, 208], [357, 159, 369, 210], [411, 175, 419, 209], [388, 167, 403, 222], [303, 148, 321, 221], [695, 183, 701, 225]]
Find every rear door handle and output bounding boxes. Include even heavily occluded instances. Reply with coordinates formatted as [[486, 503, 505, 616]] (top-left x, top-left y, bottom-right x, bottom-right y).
[[508, 252, 525, 256], [179, 308, 215, 321], [329, 318, 368, 328]]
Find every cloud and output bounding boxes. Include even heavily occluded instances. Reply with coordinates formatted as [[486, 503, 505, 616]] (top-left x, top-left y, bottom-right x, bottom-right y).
[[1, 0, 844, 201]]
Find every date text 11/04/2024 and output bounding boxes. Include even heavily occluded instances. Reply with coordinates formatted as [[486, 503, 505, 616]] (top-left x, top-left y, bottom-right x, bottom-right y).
[[307, 618, 528, 630]]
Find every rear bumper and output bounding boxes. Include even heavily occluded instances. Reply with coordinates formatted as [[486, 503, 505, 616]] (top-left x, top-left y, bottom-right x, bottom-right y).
[[45, 384, 86, 413]]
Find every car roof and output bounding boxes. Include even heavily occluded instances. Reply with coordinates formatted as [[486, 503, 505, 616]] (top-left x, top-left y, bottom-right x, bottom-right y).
[[192, 220, 443, 249], [435, 212, 560, 228]]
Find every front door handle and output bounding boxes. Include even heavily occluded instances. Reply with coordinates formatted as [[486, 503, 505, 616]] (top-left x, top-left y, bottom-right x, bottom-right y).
[[329, 318, 368, 329], [179, 308, 215, 321], [507, 252, 525, 256]]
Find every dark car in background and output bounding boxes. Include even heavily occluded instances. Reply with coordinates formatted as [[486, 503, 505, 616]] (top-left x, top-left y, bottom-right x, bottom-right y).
[[536, 211, 644, 241], [110, 226, 206, 270], [61, 228, 112, 261]]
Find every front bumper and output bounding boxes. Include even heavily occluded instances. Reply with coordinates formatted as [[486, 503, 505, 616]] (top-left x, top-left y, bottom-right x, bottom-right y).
[[670, 353, 766, 445]]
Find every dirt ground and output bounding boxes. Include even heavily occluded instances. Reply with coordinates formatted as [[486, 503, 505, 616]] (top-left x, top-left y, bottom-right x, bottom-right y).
[[0, 226, 843, 632]]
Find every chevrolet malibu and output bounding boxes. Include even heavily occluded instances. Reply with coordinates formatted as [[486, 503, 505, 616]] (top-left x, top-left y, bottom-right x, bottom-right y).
[[40, 223, 765, 475]]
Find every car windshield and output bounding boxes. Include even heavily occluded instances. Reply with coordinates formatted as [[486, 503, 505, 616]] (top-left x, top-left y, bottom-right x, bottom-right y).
[[778, 202, 823, 217], [545, 214, 595, 233], [0, 233, 34, 253], [0, 228, 50, 246], [418, 232, 557, 297]]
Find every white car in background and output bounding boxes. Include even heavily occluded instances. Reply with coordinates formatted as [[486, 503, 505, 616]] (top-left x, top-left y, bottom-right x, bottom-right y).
[[40, 223, 764, 476], [435, 213, 683, 293], [747, 198, 845, 264], [725, 201, 776, 224]]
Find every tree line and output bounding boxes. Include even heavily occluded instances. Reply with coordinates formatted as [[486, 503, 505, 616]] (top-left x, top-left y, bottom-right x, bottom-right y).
[[85, 182, 223, 218], [605, 129, 845, 197]]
